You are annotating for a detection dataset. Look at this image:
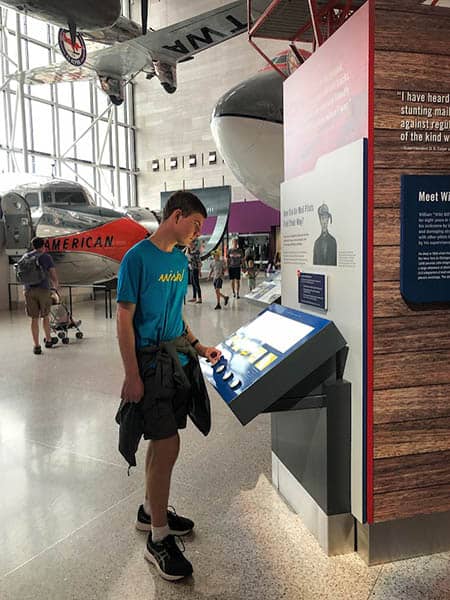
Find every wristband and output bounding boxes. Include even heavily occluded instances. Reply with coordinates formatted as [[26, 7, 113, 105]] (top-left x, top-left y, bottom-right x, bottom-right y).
[[191, 338, 200, 348]]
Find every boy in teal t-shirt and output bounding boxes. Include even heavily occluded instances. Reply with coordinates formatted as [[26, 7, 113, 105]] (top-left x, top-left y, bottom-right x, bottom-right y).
[[116, 191, 221, 581]]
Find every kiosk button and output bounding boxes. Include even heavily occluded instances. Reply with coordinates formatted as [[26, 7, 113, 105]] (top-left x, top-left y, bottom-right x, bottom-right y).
[[215, 364, 226, 374], [230, 379, 241, 390], [222, 371, 234, 381]]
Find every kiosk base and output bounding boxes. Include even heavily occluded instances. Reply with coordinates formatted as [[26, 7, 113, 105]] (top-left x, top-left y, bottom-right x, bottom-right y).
[[272, 453, 354, 556], [271, 380, 353, 556], [357, 510, 450, 565]]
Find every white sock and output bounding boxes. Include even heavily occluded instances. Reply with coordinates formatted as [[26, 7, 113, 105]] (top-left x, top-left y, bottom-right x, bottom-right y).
[[143, 499, 151, 515], [152, 524, 170, 542]]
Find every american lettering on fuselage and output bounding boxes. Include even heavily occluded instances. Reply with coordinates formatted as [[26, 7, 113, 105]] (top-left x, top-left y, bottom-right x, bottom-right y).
[[45, 235, 114, 252]]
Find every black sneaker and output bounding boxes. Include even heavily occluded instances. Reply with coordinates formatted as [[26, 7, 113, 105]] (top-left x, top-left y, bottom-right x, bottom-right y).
[[144, 534, 193, 581], [33, 345, 42, 355], [44, 337, 58, 348], [224, 296, 229, 306], [237, 294, 240, 299], [136, 505, 194, 535], [214, 304, 221, 310]]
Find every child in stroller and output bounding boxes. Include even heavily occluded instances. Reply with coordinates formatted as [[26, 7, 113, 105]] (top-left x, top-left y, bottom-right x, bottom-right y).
[[49, 290, 83, 344]]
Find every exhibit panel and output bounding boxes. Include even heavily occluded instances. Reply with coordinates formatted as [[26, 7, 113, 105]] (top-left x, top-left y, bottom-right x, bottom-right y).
[[282, 3, 370, 524], [372, 0, 450, 523]]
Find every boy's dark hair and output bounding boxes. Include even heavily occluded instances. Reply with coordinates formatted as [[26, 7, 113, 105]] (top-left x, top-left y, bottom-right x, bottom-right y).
[[162, 191, 207, 221], [31, 237, 45, 250]]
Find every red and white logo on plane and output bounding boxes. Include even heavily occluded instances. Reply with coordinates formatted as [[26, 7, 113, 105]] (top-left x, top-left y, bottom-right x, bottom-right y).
[[58, 28, 87, 67]]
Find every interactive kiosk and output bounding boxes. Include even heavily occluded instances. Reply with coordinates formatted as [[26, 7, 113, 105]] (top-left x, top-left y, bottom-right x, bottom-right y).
[[202, 304, 352, 554]]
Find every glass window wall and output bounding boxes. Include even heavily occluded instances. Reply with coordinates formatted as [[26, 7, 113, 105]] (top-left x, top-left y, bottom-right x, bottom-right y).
[[0, 3, 136, 208]]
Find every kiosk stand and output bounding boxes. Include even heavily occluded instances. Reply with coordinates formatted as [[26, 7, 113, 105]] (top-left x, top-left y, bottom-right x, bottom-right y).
[[202, 304, 352, 554]]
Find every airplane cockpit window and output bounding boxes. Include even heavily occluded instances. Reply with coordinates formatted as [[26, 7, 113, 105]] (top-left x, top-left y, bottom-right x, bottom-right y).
[[43, 191, 53, 204], [55, 191, 89, 205], [25, 193, 39, 207]]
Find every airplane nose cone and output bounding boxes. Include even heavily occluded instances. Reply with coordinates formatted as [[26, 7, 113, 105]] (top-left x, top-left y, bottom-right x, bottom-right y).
[[211, 70, 284, 210], [213, 69, 283, 124]]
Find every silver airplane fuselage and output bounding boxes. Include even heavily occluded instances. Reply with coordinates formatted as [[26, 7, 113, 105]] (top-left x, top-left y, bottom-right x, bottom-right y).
[[0, 175, 158, 285]]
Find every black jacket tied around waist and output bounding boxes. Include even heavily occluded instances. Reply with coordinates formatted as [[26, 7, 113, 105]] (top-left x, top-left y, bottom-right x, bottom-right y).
[[115, 335, 211, 469]]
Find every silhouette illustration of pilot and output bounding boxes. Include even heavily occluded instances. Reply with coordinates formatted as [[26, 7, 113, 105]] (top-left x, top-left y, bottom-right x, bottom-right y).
[[313, 204, 337, 266]]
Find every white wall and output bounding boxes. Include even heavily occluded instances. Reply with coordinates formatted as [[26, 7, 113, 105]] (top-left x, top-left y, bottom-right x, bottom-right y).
[[132, 0, 284, 209]]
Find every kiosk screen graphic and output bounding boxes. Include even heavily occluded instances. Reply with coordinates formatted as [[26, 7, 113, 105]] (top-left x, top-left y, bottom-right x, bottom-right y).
[[201, 304, 339, 416]]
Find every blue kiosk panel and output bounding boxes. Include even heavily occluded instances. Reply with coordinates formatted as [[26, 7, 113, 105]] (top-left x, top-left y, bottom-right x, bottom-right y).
[[202, 304, 346, 425]]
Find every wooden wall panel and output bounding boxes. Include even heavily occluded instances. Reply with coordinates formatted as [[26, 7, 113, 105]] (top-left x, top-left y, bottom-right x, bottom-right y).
[[373, 246, 399, 281], [376, 10, 450, 54], [374, 350, 450, 390], [375, 130, 450, 170], [374, 168, 445, 208], [374, 208, 399, 246], [376, 1, 450, 17], [374, 385, 450, 424], [375, 51, 450, 90], [374, 418, 450, 459], [374, 485, 450, 522], [373, 314, 450, 354], [372, 4, 450, 521], [373, 451, 450, 493]]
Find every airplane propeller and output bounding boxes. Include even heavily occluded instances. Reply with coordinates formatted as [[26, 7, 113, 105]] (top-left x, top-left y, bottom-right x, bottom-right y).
[[141, 0, 149, 35]]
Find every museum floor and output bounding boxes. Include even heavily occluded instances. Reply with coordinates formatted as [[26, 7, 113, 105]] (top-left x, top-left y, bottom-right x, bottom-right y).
[[0, 282, 449, 600]]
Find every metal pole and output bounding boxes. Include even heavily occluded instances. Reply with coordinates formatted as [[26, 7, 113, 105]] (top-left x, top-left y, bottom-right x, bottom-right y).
[[61, 157, 116, 207], [15, 13, 28, 171], [60, 103, 112, 159], [113, 104, 121, 206]]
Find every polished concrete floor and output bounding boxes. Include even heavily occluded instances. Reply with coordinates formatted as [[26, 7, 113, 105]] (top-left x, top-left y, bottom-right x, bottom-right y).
[[0, 282, 449, 600]]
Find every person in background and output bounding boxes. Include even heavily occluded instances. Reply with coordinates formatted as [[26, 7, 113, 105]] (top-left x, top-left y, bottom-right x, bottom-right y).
[[22, 237, 59, 355], [246, 258, 257, 292], [227, 237, 244, 299], [187, 240, 202, 304], [209, 250, 229, 310]]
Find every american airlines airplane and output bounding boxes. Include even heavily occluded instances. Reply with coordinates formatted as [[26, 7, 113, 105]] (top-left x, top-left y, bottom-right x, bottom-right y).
[[0, 174, 158, 284]]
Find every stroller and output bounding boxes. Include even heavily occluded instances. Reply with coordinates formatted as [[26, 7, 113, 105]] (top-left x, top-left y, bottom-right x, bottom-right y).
[[49, 291, 84, 344]]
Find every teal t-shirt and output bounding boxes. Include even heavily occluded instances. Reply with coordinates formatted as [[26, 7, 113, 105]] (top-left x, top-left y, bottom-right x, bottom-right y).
[[117, 239, 188, 364]]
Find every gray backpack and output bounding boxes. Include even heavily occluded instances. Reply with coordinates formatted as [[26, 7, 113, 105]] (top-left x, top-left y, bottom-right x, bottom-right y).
[[14, 252, 47, 285]]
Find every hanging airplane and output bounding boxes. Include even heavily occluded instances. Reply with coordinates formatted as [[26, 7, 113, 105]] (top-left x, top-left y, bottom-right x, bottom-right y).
[[10, 0, 267, 105], [0, 174, 158, 284], [211, 49, 298, 210]]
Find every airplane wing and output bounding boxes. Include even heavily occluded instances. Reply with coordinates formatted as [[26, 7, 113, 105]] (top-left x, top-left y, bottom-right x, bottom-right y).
[[13, 1, 263, 86], [16, 61, 95, 85], [131, 0, 251, 64], [15, 42, 151, 85], [83, 16, 142, 46]]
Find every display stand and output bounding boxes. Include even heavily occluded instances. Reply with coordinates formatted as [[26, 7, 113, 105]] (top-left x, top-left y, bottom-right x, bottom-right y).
[[202, 304, 352, 554]]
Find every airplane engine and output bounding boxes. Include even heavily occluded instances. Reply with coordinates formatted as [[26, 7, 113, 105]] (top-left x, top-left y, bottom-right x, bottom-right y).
[[154, 61, 177, 94], [99, 75, 124, 106]]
